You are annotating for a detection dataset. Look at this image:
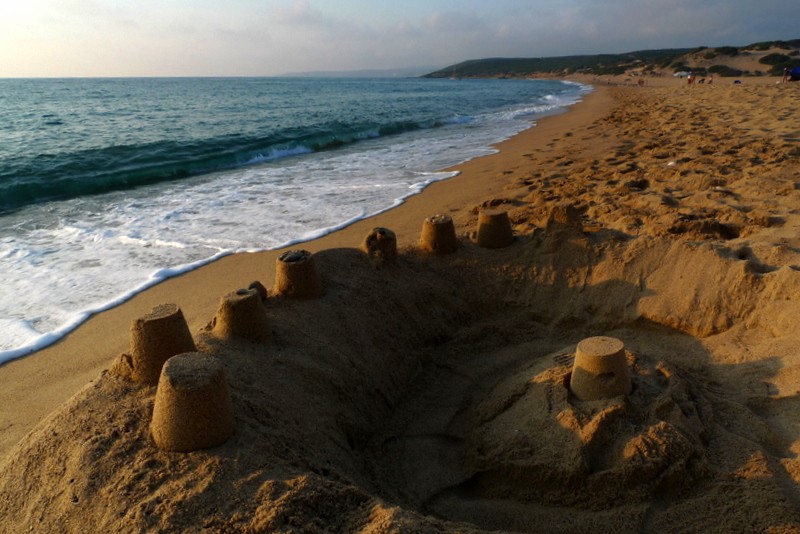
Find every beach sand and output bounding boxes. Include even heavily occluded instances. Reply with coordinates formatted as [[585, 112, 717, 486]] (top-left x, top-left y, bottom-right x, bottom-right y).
[[2, 78, 800, 532]]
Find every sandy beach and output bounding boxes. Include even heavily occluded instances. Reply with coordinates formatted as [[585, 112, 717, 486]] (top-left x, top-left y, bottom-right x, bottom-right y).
[[2, 77, 800, 532]]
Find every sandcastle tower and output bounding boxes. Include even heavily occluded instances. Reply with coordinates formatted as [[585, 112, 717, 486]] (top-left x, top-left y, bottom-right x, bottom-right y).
[[120, 304, 197, 385], [569, 336, 631, 401], [361, 227, 397, 265], [211, 288, 270, 342], [476, 209, 514, 249], [248, 280, 268, 301], [150, 352, 234, 452], [272, 249, 323, 299], [419, 214, 458, 255], [546, 202, 582, 230]]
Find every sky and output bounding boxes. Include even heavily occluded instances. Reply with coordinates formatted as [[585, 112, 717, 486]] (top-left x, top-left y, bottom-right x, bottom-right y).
[[1, 0, 798, 77]]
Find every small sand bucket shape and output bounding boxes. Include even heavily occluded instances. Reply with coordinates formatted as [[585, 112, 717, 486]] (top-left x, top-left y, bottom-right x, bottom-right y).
[[361, 227, 397, 265], [211, 288, 270, 342], [419, 214, 458, 255], [476, 209, 514, 249], [546, 202, 582, 230], [272, 249, 323, 299], [569, 336, 632, 401], [150, 352, 234, 452], [126, 304, 196, 385]]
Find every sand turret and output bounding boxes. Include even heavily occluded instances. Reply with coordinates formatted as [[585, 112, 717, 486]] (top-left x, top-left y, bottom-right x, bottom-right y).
[[419, 214, 458, 254], [475, 209, 514, 249], [211, 288, 270, 342], [248, 280, 268, 301], [546, 202, 582, 229], [114, 304, 197, 385], [150, 352, 234, 452], [272, 249, 323, 299], [569, 336, 631, 401], [361, 227, 397, 265]]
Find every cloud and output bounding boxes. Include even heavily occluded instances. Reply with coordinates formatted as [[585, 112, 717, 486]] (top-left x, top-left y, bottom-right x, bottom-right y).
[[47, 0, 138, 30], [2, 0, 798, 76], [246, 0, 800, 74], [270, 0, 325, 26], [522, 0, 800, 53]]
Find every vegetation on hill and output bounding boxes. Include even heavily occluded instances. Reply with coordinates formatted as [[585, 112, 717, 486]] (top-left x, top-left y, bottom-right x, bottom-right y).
[[759, 50, 800, 76], [423, 39, 800, 79]]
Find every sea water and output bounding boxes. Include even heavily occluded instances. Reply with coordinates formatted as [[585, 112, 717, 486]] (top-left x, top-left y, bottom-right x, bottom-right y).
[[0, 77, 590, 362]]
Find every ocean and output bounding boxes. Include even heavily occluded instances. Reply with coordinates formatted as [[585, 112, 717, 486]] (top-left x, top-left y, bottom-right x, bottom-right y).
[[0, 77, 590, 362]]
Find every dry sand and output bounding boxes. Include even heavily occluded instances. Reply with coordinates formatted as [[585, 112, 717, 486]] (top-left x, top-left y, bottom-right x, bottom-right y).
[[2, 79, 800, 533]]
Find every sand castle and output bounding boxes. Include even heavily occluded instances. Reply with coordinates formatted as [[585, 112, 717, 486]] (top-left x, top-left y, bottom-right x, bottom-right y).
[[248, 280, 269, 301], [429, 339, 709, 516], [361, 227, 397, 265], [150, 352, 234, 452], [546, 202, 582, 229], [569, 336, 632, 401], [210, 288, 271, 342], [475, 209, 515, 249], [419, 214, 459, 254], [112, 303, 197, 385], [272, 249, 324, 299], [5, 82, 800, 533]]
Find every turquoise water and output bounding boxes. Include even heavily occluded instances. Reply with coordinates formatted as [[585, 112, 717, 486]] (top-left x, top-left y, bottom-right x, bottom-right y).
[[0, 77, 589, 360], [2, 77, 576, 212]]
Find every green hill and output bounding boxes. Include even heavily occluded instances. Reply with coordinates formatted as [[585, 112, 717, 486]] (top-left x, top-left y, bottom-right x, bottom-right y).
[[423, 40, 800, 78]]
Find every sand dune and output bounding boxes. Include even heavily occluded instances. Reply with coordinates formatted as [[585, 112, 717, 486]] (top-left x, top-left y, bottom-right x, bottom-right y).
[[2, 80, 800, 532]]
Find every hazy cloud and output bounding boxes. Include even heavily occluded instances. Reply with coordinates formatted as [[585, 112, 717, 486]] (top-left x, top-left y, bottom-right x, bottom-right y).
[[1, 0, 798, 76]]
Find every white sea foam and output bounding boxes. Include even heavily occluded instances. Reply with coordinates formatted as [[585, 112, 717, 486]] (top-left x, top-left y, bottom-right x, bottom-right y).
[[245, 145, 315, 165], [0, 82, 591, 363]]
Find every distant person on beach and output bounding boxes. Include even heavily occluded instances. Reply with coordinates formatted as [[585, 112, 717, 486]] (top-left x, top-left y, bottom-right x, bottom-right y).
[[783, 68, 790, 83]]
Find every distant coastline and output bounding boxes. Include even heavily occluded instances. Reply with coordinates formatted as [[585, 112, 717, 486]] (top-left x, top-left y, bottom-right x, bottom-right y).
[[424, 39, 800, 79], [280, 65, 439, 78]]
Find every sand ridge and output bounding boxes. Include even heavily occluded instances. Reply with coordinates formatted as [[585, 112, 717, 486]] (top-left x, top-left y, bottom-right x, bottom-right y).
[[2, 81, 800, 532]]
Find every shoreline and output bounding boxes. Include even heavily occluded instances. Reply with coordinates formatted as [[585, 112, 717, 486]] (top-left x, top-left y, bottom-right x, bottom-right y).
[[0, 85, 611, 459], [0, 77, 584, 360]]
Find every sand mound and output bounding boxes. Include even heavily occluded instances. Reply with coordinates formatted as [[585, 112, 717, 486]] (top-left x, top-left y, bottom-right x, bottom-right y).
[[2, 83, 800, 532], [4, 234, 800, 532], [449, 349, 708, 508]]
